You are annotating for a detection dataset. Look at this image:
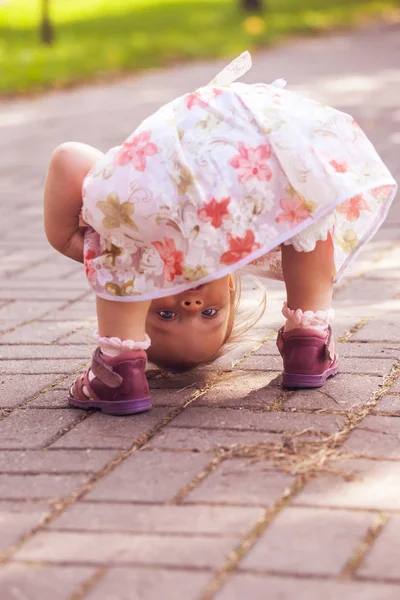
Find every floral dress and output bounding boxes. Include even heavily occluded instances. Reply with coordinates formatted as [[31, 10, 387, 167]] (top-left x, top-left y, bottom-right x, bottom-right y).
[[82, 52, 397, 302]]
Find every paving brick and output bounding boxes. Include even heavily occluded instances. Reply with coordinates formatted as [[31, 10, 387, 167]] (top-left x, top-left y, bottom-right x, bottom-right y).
[[0, 321, 89, 344], [338, 343, 400, 359], [0, 301, 64, 321], [352, 315, 400, 342], [238, 354, 283, 371], [0, 288, 86, 301], [0, 449, 117, 473], [241, 506, 371, 575], [0, 344, 91, 360], [0, 473, 88, 500], [387, 378, 400, 393], [171, 407, 344, 435], [293, 459, 400, 511], [240, 354, 394, 376], [195, 371, 283, 409], [256, 341, 400, 360], [147, 427, 282, 451], [0, 319, 34, 334], [147, 369, 211, 391], [0, 502, 50, 552], [0, 278, 85, 291], [51, 408, 171, 449], [0, 374, 63, 407], [14, 530, 235, 568], [0, 564, 94, 600], [339, 357, 396, 376], [27, 389, 70, 408], [45, 305, 96, 321], [0, 358, 86, 375], [357, 515, 400, 581], [57, 327, 96, 345], [373, 394, 400, 415], [49, 372, 84, 392], [343, 415, 400, 459], [85, 568, 210, 600], [215, 574, 400, 600], [20, 261, 82, 280], [0, 408, 83, 449], [85, 451, 211, 502], [148, 387, 195, 408], [187, 459, 293, 506], [343, 428, 400, 459], [50, 502, 262, 535], [285, 374, 383, 412], [334, 278, 400, 308]]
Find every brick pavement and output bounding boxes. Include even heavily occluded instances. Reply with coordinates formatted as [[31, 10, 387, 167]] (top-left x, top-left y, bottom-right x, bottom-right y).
[[0, 21, 399, 600]]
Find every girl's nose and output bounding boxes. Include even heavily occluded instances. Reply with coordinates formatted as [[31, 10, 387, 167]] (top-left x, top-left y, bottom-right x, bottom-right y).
[[179, 297, 204, 311]]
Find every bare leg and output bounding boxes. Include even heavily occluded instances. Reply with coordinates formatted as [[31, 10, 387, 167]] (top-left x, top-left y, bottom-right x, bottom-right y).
[[96, 297, 150, 342], [281, 237, 334, 311]]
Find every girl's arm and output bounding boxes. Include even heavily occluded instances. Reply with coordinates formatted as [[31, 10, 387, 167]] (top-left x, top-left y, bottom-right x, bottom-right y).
[[44, 142, 103, 263]]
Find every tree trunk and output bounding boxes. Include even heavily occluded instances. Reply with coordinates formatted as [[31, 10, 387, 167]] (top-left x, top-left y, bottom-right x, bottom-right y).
[[241, 0, 263, 11], [40, 0, 54, 45]]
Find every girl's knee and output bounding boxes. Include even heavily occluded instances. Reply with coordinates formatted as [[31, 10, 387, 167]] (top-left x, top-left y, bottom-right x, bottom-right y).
[[48, 142, 82, 176], [49, 141, 101, 179]]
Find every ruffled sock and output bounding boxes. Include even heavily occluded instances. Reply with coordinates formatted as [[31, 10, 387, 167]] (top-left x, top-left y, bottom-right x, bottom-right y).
[[94, 330, 151, 358], [282, 302, 334, 334]]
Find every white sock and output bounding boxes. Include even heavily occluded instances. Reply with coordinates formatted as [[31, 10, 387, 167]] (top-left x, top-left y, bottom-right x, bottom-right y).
[[282, 303, 334, 334], [93, 330, 151, 357]]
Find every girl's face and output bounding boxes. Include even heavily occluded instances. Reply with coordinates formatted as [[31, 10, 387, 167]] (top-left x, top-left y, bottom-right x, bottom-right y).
[[146, 275, 234, 369]]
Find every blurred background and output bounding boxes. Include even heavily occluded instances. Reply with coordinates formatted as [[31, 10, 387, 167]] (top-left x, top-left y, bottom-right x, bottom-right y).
[[0, 0, 399, 96]]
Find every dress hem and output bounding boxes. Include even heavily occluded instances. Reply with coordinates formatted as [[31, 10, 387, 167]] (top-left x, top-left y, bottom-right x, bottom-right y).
[[88, 176, 397, 302]]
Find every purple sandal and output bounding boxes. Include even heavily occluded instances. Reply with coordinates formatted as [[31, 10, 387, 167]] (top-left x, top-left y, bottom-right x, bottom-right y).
[[277, 326, 338, 389], [69, 347, 151, 416]]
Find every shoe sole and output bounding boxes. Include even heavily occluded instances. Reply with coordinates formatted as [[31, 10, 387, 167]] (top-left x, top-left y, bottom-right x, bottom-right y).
[[282, 364, 338, 389], [68, 394, 152, 416]]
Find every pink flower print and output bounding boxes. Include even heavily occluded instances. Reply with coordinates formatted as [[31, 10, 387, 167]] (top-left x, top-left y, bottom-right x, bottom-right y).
[[275, 195, 310, 227], [113, 131, 158, 171], [229, 143, 272, 183], [186, 92, 209, 111], [337, 194, 371, 222], [186, 88, 221, 110], [220, 230, 261, 265], [152, 238, 184, 282], [84, 250, 113, 286], [330, 160, 348, 173], [84, 249, 97, 283], [197, 197, 231, 228], [372, 185, 392, 203]]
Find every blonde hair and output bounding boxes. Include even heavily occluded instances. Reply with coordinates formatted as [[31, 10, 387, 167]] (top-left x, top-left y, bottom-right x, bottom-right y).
[[221, 273, 267, 352]]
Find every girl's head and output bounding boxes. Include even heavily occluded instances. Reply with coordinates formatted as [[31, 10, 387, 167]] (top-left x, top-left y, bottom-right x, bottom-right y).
[[146, 274, 265, 370]]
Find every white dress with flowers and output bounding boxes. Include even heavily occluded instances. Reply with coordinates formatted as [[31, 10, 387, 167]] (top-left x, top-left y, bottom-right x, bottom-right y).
[[81, 52, 397, 301]]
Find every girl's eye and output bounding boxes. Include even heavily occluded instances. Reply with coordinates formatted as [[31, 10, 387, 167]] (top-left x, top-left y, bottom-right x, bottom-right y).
[[158, 310, 177, 320], [202, 308, 218, 318]]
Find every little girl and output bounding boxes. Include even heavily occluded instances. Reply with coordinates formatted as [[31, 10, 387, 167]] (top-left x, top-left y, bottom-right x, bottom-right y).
[[44, 53, 397, 415]]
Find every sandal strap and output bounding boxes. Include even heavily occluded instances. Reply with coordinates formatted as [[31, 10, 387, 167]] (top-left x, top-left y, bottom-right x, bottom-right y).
[[91, 347, 123, 389]]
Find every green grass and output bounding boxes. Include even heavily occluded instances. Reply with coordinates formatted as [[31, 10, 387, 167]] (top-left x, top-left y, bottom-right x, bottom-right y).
[[0, 0, 399, 94]]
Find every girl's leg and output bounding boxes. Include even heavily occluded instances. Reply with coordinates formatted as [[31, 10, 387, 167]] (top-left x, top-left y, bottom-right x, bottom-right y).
[[96, 297, 150, 345], [279, 237, 337, 388], [281, 236, 334, 312], [69, 298, 152, 415]]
